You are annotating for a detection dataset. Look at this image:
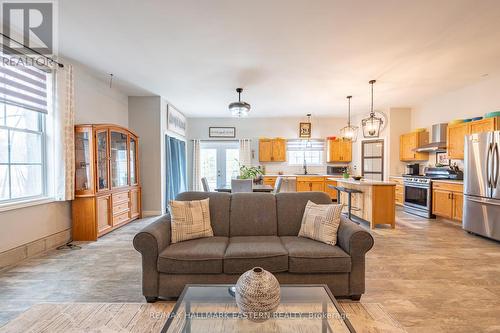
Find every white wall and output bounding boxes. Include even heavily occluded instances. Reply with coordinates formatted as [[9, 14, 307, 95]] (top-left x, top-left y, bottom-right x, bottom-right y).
[[0, 63, 130, 254], [128, 96, 163, 216], [186, 116, 348, 188], [412, 72, 500, 167]]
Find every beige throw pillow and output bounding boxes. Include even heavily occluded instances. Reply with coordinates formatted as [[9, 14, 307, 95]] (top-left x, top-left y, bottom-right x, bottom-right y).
[[298, 200, 343, 245], [169, 198, 214, 243]]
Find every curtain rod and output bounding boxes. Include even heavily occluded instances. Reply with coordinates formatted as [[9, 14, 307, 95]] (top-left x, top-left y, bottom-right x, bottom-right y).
[[0, 33, 64, 68]]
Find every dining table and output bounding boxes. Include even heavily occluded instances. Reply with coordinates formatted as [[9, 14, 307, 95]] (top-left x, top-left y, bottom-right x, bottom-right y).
[[214, 184, 274, 193]]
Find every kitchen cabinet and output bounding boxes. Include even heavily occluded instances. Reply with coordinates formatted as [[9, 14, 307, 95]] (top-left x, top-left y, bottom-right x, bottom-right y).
[[259, 138, 286, 162], [431, 181, 463, 222], [327, 139, 352, 162], [324, 179, 338, 200], [72, 124, 142, 241], [389, 177, 404, 206], [447, 123, 469, 160], [447, 117, 500, 159], [296, 176, 325, 192], [263, 176, 277, 187], [468, 117, 499, 134], [399, 131, 429, 161]]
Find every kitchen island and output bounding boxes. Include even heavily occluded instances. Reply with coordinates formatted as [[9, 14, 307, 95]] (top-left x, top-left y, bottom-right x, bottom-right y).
[[328, 178, 396, 229]]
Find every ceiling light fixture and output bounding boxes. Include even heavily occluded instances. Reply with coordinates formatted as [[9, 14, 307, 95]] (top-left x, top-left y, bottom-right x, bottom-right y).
[[361, 80, 383, 138], [340, 95, 358, 142], [229, 88, 251, 117]]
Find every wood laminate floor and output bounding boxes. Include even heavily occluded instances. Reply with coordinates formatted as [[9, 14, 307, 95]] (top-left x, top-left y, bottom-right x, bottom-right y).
[[0, 208, 499, 332]]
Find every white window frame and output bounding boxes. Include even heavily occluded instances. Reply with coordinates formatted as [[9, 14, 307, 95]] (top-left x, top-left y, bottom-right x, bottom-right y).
[[287, 139, 325, 166], [0, 106, 48, 206]]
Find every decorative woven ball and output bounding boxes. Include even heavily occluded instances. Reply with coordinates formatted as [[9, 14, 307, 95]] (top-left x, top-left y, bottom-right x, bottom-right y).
[[235, 267, 281, 322]]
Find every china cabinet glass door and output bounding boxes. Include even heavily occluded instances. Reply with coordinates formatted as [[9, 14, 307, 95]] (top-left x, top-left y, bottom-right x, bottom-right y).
[[96, 130, 110, 192], [129, 136, 138, 185], [75, 128, 93, 194], [110, 131, 129, 188]]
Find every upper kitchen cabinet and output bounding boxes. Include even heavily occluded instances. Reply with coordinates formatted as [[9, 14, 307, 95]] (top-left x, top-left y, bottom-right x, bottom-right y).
[[447, 122, 469, 159], [447, 117, 500, 159], [468, 117, 500, 134], [399, 131, 429, 161], [327, 139, 352, 162], [259, 138, 286, 162]]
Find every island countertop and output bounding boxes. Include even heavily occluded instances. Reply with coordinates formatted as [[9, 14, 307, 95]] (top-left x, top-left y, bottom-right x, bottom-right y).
[[327, 178, 397, 186]]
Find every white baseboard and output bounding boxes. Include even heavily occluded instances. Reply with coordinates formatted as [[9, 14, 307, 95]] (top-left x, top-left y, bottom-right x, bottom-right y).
[[142, 210, 163, 217], [0, 229, 71, 270]]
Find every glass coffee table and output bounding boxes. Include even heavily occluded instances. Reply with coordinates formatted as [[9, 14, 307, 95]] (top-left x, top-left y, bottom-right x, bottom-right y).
[[162, 284, 355, 332]]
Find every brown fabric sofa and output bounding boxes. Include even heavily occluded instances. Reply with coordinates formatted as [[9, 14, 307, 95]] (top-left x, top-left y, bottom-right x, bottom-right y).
[[133, 191, 374, 302]]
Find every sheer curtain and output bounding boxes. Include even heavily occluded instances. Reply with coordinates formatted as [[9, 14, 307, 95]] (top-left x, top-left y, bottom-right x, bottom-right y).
[[166, 136, 187, 203], [54, 64, 75, 201], [239, 139, 252, 167], [192, 139, 202, 191]]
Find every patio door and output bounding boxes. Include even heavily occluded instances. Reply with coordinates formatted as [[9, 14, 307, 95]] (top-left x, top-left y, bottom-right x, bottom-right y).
[[200, 141, 239, 190]]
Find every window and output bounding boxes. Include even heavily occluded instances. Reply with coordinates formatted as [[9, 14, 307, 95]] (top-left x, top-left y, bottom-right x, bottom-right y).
[[287, 139, 325, 165], [0, 53, 50, 203]]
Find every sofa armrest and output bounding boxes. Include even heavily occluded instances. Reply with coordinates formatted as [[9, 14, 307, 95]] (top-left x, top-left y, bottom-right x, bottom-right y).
[[133, 214, 171, 298], [337, 215, 374, 256], [133, 214, 171, 256]]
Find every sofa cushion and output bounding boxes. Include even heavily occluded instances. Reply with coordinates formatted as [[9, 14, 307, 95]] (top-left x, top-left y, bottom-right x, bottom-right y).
[[158, 237, 229, 274], [224, 236, 288, 274], [175, 192, 231, 236], [298, 201, 343, 245], [281, 236, 351, 273], [229, 193, 277, 236], [276, 192, 332, 236]]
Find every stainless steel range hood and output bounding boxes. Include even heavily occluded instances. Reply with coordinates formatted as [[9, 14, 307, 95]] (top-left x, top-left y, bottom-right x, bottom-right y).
[[415, 123, 448, 152]]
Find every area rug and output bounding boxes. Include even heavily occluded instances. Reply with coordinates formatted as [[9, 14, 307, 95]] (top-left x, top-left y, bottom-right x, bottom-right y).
[[0, 302, 406, 332]]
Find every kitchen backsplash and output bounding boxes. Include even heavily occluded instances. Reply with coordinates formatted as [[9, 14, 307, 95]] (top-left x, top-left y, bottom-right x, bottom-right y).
[[261, 163, 349, 175]]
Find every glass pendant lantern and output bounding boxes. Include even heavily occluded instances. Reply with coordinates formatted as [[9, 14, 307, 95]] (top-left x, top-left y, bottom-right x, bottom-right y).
[[340, 95, 358, 142], [361, 80, 383, 138], [229, 88, 251, 117]]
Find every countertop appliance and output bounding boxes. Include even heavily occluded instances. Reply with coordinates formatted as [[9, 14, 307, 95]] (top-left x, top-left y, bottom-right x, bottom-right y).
[[327, 166, 346, 176], [463, 131, 500, 241], [406, 163, 420, 176], [403, 167, 463, 218]]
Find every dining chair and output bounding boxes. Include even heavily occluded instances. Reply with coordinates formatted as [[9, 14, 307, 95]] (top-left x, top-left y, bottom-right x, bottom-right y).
[[231, 179, 253, 193], [273, 176, 284, 194], [201, 177, 210, 192]]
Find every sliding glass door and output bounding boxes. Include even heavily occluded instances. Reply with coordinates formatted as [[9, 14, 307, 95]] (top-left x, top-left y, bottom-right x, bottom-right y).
[[200, 141, 239, 190]]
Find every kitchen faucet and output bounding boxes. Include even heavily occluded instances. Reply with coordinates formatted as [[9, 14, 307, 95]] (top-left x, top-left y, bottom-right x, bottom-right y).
[[303, 159, 308, 175]]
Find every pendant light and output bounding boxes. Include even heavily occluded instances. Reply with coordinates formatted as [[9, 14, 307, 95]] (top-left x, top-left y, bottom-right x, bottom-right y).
[[229, 88, 251, 117], [361, 80, 383, 138], [340, 95, 358, 142]]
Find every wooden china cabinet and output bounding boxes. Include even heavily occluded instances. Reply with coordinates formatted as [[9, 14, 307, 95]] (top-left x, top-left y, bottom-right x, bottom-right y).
[[72, 124, 142, 241]]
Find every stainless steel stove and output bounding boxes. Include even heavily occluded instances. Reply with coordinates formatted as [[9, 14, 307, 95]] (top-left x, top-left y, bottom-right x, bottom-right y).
[[402, 167, 463, 219], [403, 176, 433, 218]]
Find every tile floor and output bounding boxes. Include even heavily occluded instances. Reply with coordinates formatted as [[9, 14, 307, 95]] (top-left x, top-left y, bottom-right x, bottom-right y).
[[0, 208, 499, 332]]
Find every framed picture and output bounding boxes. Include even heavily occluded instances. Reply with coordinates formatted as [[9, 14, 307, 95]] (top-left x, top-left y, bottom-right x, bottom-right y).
[[299, 122, 311, 138], [167, 105, 186, 137], [209, 127, 236, 138], [436, 152, 450, 166]]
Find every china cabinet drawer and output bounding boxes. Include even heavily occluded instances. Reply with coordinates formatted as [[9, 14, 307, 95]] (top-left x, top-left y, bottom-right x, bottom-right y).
[[112, 191, 129, 204], [112, 201, 130, 215], [113, 211, 129, 225]]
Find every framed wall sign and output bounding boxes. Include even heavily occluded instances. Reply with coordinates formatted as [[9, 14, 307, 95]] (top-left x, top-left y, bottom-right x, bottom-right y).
[[209, 127, 236, 138], [299, 122, 311, 138], [436, 152, 450, 166], [167, 105, 187, 137]]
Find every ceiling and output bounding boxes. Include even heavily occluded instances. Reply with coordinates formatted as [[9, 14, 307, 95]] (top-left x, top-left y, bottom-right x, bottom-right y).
[[58, 0, 500, 117]]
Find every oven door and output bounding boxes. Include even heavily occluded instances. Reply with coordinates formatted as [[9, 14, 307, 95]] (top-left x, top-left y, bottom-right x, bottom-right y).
[[404, 183, 431, 210]]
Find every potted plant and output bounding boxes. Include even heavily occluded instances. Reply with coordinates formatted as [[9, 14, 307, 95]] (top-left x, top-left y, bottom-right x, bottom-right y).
[[239, 165, 264, 183]]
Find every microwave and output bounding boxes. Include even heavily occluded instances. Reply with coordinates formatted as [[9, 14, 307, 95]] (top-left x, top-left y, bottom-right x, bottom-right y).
[[327, 166, 346, 175]]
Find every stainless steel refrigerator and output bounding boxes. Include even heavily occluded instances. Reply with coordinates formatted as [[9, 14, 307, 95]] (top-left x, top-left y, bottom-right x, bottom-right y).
[[463, 131, 500, 241]]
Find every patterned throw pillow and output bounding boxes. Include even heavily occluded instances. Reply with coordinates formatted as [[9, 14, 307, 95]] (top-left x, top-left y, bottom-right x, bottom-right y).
[[298, 201, 343, 245], [169, 198, 214, 243]]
